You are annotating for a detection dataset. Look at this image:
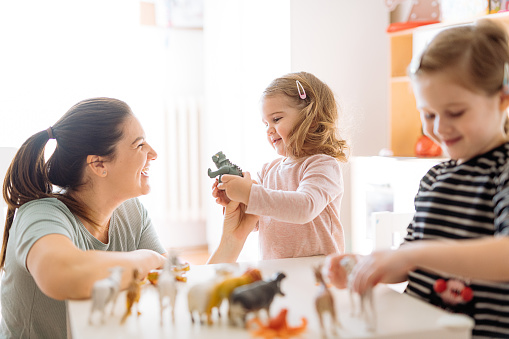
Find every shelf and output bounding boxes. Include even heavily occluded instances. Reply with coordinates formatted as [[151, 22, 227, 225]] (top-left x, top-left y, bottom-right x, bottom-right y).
[[389, 32, 413, 78]]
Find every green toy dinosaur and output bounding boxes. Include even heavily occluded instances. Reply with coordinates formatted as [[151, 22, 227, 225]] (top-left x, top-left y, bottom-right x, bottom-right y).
[[208, 151, 243, 183]]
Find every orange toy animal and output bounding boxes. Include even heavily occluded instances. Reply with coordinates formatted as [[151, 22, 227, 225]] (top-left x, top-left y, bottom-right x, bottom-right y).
[[206, 268, 262, 325], [248, 308, 307, 339], [120, 269, 143, 324]]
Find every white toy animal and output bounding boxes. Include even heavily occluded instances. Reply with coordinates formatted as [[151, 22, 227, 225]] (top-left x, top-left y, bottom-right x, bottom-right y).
[[340, 256, 376, 332], [158, 254, 179, 325], [187, 267, 232, 325], [88, 266, 124, 325]]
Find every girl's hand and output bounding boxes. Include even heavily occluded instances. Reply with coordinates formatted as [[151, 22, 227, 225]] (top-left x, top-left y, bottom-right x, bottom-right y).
[[217, 172, 253, 205], [212, 178, 230, 207], [350, 249, 414, 295], [325, 253, 359, 289]]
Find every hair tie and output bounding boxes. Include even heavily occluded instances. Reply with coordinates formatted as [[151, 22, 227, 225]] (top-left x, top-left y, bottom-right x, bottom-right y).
[[46, 127, 55, 139], [296, 80, 307, 99]]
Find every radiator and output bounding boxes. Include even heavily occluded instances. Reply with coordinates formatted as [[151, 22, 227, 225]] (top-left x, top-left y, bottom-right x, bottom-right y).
[[164, 96, 205, 222]]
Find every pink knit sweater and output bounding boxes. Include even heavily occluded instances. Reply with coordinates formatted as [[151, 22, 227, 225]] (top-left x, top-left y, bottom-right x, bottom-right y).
[[245, 154, 345, 259]]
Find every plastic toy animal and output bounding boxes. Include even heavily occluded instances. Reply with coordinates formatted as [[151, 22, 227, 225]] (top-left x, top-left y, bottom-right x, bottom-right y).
[[120, 269, 143, 324], [187, 267, 233, 325], [247, 308, 307, 339], [88, 266, 124, 325], [207, 151, 243, 183], [206, 267, 262, 325], [228, 272, 286, 327], [313, 265, 341, 338], [147, 260, 190, 285], [158, 254, 180, 325], [340, 256, 376, 332]]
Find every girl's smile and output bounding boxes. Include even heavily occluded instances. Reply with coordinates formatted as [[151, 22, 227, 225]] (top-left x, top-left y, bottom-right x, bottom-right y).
[[413, 70, 507, 164]]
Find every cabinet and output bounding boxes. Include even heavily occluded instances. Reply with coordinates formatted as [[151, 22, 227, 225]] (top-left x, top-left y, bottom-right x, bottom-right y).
[[388, 12, 509, 156]]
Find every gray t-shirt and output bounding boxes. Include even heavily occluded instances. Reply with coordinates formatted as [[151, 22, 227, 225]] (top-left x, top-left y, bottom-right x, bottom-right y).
[[0, 197, 165, 339]]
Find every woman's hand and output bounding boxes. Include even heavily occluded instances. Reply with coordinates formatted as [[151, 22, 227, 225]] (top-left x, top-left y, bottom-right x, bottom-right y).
[[212, 178, 230, 207], [217, 172, 254, 205], [207, 199, 260, 264]]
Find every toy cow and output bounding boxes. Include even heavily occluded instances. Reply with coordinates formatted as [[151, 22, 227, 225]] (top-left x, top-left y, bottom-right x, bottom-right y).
[[205, 267, 262, 325], [88, 266, 124, 325], [340, 256, 376, 332], [228, 272, 286, 327]]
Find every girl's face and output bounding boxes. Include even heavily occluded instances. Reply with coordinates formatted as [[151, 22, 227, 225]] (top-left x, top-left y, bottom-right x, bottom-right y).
[[106, 116, 157, 199], [413, 71, 507, 164], [261, 94, 301, 157]]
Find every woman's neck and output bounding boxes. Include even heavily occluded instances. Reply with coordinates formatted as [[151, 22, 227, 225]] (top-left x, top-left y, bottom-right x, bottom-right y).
[[69, 189, 120, 243]]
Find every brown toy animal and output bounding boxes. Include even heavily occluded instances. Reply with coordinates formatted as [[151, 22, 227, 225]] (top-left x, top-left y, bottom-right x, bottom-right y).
[[313, 265, 341, 338], [206, 268, 262, 324]]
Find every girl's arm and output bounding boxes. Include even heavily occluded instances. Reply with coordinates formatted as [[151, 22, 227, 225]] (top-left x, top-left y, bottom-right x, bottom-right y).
[[26, 234, 166, 300], [207, 200, 260, 264], [245, 156, 342, 224], [348, 236, 509, 294]]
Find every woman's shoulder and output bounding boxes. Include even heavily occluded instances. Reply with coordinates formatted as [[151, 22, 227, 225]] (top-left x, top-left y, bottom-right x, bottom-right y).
[[18, 197, 70, 215]]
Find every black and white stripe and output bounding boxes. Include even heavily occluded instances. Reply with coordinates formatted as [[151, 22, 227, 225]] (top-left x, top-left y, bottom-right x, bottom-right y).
[[404, 143, 509, 339]]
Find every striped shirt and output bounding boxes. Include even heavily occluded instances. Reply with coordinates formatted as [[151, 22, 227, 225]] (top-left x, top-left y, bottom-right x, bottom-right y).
[[405, 142, 509, 339]]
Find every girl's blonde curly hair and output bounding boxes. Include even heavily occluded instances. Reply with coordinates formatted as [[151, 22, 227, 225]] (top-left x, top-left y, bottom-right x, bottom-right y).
[[262, 71, 348, 162]]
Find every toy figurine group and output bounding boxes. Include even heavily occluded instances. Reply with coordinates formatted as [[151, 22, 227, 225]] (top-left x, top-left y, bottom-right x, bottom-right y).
[[88, 254, 376, 338]]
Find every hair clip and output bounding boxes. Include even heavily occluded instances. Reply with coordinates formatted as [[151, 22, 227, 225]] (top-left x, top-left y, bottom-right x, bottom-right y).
[[503, 62, 509, 95], [409, 52, 423, 75], [296, 80, 306, 99]]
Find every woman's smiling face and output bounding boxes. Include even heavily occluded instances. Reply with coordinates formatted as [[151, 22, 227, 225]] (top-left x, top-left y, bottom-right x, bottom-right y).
[[106, 115, 157, 199], [261, 94, 301, 157]]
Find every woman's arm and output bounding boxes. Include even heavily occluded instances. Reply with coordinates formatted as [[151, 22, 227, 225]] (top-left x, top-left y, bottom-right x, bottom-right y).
[[26, 234, 166, 300], [207, 200, 259, 264]]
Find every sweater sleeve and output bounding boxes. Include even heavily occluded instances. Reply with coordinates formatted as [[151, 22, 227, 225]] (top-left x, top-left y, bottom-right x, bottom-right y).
[[246, 156, 343, 224]]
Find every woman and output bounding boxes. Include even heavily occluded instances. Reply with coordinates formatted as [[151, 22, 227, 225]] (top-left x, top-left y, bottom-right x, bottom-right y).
[[1, 97, 166, 338]]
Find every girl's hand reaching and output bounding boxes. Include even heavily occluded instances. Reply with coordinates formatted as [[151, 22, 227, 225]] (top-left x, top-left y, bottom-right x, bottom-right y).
[[348, 248, 415, 295], [217, 172, 254, 205], [325, 253, 359, 289]]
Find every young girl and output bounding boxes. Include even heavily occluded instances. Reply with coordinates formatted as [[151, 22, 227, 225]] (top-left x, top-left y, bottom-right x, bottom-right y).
[[208, 72, 348, 263], [327, 19, 509, 338]]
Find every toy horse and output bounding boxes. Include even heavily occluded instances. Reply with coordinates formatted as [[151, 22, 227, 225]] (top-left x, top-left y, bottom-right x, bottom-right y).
[[187, 266, 233, 325], [158, 253, 179, 325], [340, 256, 376, 332], [88, 266, 124, 325], [120, 269, 143, 324], [207, 151, 243, 183], [313, 265, 341, 338], [206, 267, 262, 325]]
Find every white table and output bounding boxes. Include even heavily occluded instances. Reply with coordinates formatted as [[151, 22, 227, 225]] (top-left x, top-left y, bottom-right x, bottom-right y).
[[67, 256, 474, 338]]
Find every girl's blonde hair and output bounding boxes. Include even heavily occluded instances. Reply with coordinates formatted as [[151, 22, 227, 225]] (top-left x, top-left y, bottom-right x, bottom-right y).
[[410, 19, 509, 131], [262, 72, 348, 162]]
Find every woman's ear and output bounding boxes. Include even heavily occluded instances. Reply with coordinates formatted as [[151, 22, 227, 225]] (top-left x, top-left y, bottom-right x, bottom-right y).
[[86, 155, 107, 177], [500, 91, 509, 112]]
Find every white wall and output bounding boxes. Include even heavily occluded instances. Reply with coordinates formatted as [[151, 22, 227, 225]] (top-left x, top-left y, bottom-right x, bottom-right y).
[[203, 0, 390, 255], [290, 0, 389, 251]]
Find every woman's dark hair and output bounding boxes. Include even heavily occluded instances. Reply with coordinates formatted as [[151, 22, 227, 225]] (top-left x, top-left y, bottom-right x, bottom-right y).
[[1, 97, 133, 269]]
